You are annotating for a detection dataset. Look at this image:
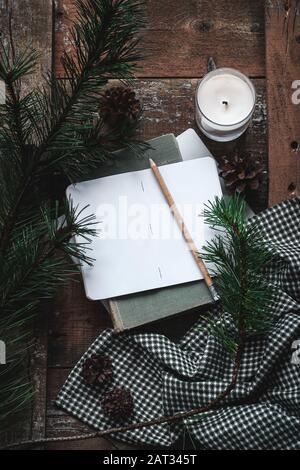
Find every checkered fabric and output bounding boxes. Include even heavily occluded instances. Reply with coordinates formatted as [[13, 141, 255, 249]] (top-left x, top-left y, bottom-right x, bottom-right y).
[[56, 197, 300, 449]]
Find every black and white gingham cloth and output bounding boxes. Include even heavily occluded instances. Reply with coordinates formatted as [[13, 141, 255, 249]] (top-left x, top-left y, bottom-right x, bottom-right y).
[[56, 197, 300, 449]]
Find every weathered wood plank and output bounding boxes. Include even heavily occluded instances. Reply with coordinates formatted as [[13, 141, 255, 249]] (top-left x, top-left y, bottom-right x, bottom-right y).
[[54, 0, 265, 78], [0, 0, 268, 450], [48, 273, 111, 368], [265, 0, 300, 206], [47, 77, 267, 369], [0, 0, 53, 447], [135, 78, 267, 157], [47, 77, 267, 370], [47, 1, 268, 449], [0, 0, 53, 92], [136, 78, 267, 212], [30, 303, 49, 445]]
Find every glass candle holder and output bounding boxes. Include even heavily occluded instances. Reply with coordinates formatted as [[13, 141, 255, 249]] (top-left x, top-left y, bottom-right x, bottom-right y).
[[195, 67, 256, 142]]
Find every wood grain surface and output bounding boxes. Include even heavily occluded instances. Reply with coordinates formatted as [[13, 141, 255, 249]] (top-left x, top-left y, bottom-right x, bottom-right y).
[[49, 0, 268, 447], [265, 0, 300, 205], [3, 0, 299, 451], [0, 0, 53, 447], [0, 0, 53, 92], [54, 0, 265, 77], [45, 77, 267, 448]]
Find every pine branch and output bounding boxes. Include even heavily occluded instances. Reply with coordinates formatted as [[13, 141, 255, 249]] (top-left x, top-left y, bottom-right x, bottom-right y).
[[1, 200, 96, 325], [34, 0, 145, 166], [1, 341, 244, 450], [0, 200, 97, 430], [0, 0, 146, 429], [0, 21, 40, 252], [0, 0, 146, 258], [202, 195, 275, 338], [0, 195, 274, 449]]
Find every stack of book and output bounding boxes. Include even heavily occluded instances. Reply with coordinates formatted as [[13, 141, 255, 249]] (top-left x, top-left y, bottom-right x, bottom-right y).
[[68, 130, 230, 330]]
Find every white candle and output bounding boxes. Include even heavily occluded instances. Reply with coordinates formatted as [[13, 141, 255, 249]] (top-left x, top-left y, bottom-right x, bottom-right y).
[[195, 68, 256, 142]]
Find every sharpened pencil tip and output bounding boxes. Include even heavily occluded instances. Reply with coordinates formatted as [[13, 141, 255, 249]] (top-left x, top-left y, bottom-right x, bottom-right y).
[[149, 158, 156, 167]]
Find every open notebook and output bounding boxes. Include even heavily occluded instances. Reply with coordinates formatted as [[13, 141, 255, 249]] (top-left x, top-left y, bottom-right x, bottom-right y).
[[67, 157, 222, 300]]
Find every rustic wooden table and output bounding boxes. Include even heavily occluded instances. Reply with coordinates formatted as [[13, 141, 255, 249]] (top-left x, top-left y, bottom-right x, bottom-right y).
[[1, 0, 299, 450]]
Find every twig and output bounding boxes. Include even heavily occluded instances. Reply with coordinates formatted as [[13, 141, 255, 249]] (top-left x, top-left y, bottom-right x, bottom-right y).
[[0, 8, 31, 256], [8, 7, 15, 62], [2, 199, 252, 450], [1, 331, 245, 450]]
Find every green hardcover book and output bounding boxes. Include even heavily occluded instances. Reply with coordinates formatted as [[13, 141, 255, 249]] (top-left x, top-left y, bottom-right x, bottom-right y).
[[93, 134, 213, 330]]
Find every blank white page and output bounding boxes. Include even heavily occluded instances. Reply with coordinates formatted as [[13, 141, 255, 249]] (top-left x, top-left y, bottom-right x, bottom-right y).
[[67, 157, 222, 299]]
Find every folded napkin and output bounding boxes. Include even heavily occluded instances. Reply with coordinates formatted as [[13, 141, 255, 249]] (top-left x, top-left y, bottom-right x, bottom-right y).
[[56, 197, 300, 449]]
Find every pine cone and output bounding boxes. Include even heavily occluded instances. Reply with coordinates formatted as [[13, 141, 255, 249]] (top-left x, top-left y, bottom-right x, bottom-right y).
[[81, 354, 113, 386], [218, 152, 265, 194], [102, 387, 134, 422], [101, 86, 141, 127]]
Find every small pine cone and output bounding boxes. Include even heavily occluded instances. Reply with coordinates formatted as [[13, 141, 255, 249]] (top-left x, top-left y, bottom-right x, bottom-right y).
[[81, 354, 113, 386], [101, 86, 141, 128], [102, 387, 134, 422], [218, 152, 265, 194]]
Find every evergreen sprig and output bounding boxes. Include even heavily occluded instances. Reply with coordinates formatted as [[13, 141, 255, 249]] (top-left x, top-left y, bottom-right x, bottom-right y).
[[0, 0, 145, 430], [202, 195, 275, 350], [0, 195, 277, 449]]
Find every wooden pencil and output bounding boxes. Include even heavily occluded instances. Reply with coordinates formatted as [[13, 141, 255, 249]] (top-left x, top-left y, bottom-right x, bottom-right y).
[[149, 158, 219, 302]]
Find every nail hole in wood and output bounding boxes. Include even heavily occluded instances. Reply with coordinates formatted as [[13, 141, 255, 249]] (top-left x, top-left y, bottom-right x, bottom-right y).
[[251, 22, 262, 33], [198, 21, 213, 33], [290, 141, 299, 151], [288, 182, 296, 193]]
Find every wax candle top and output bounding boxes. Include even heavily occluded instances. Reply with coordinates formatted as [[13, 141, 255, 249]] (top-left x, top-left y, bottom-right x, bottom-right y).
[[197, 73, 255, 126]]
